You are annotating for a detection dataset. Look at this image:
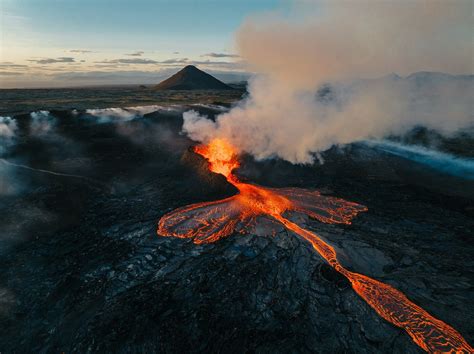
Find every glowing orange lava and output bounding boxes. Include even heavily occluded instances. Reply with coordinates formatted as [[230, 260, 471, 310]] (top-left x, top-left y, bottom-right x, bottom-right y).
[[158, 138, 472, 353]]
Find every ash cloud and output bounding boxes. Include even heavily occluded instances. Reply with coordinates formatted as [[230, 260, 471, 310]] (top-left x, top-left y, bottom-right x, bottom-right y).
[[183, 1, 473, 164]]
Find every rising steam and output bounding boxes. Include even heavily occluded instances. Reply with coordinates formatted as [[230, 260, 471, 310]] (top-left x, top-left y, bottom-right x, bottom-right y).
[[183, 0, 473, 163], [0, 117, 17, 155]]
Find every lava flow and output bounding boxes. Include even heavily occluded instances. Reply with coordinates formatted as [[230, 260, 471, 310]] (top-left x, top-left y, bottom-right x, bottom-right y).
[[158, 138, 472, 353]]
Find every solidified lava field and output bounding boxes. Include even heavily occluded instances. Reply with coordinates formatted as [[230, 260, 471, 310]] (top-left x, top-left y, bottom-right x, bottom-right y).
[[0, 104, 473, 353]]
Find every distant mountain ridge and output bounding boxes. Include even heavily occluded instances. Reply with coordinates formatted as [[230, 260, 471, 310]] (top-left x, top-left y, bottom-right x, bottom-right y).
[[316, 71, 473, 111], [355, 71, 473, 86], [155, 65, 233, 90]]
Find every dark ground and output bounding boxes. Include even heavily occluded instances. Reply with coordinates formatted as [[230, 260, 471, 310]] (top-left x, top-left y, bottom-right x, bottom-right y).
[[0, 86, 245, 116], [0, 104, 473, 353]]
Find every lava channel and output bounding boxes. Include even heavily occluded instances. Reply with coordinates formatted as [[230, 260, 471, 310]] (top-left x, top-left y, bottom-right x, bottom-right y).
[[157, 138, 472, 353]]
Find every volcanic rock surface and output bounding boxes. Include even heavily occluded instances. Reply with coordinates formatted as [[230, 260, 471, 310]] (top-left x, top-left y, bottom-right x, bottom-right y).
[[155, 65, 233, 91], [0, 105, 472, 353]]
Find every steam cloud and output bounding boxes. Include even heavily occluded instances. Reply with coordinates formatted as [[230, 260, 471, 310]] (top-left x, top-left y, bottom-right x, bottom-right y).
[[30, 111, 56, 136], [83, 105, 178, 123], [183, 1, 473, 163], [0, 117, 17, 155]]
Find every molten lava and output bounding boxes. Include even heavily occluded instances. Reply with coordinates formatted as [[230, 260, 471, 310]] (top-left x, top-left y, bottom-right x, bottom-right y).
[[158, 138, 472, 353]]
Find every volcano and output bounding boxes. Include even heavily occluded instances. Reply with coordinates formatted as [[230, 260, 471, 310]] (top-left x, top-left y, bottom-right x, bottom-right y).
[[1, 103, 473, 352], [158, 139, 473, 353], [155, 65, 233, 90]]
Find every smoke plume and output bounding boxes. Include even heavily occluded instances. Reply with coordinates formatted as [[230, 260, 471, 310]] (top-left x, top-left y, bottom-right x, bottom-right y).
[[183, 0, 473, 163]]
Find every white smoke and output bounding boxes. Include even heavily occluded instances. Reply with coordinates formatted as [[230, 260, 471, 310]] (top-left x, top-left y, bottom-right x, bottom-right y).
[[84, 105, 178, 123], [182, 1, 473, 164], [30, 110, 56, 135], [0, 116, 18, 155]]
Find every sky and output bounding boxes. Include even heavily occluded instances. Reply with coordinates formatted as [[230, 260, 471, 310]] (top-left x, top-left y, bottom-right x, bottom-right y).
[[0, 0, 286, 88]]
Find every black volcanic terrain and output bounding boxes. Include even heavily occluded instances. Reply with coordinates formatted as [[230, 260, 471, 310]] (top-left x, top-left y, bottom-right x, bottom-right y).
[[155, 65, 233, 90], [0, 100, 473, 352]]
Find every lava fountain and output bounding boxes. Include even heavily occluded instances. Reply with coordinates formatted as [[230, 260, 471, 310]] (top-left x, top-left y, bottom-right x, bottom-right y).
[[158, 138, 472, 353]]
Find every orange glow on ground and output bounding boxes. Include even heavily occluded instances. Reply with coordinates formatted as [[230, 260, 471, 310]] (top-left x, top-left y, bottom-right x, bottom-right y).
[[158, 138, 472, 353]]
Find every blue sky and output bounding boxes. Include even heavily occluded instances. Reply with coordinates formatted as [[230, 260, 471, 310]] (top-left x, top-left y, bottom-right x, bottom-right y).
[[0, 0, 287, 87]]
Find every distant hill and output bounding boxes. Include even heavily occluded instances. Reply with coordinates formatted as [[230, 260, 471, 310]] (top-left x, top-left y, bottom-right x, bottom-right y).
[[155, 65, 233, 90]]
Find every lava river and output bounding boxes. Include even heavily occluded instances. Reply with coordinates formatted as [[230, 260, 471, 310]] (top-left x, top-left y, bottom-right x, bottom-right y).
[[158, 138, 472, 353]]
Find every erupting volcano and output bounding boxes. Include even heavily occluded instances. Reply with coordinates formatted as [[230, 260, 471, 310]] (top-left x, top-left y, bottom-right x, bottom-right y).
[[158, 139, 472, 353]]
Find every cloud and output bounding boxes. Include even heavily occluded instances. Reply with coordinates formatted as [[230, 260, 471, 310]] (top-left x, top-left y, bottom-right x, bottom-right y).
[[188, 60, 246, 71], [160, 58, 189, 64], [173, 51, 180, 54], [237, 1, 472, 87], [92, 57, 239, 67], [125, 51, 144, 56], [95, 58, 158, 65], [158, 58, 244, 69], [69, 49, 93, 54], [29, 66, 71, 72], [92, 64, 124, 69], [28, 57, 75, 64], [182, 0, 474, 164], [0, 71, 25, 76], [201, 52, 240, 58], [0, 63, 28, 68]]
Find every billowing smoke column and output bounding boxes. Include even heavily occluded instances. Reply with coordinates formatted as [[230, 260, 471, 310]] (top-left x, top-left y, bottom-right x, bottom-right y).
[[183, 0, 473, 163]]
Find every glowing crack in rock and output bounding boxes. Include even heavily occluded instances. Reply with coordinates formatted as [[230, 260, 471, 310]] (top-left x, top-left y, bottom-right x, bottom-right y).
[[158, 138, 472, 353]]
